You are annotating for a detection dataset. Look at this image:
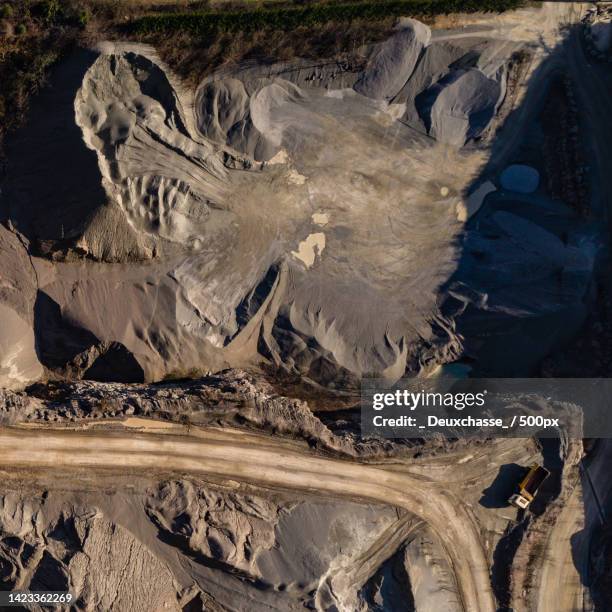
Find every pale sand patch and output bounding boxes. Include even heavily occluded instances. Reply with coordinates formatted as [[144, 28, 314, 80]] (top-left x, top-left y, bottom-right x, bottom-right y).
[[386, 102, 408, 121], [122, 417, 178, 430], [267, 149, 289, 165], [323, 89, 347, 99], [291, 232, 326, 268], [288, 168, 307, 185], [374, 101, 409, 127], [266, 149, 306, 183], [0, 304, 43, 389], [456, 181, 496, 222], [312, 212, 329, 226]]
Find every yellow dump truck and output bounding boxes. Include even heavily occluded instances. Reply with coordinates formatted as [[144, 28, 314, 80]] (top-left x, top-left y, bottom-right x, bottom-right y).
[[508, 464, 550, 509]]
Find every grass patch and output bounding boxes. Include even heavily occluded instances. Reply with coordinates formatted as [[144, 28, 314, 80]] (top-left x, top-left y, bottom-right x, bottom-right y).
[[132, 0, 525, 35], [151, 19, 396, 84], [129, 0, 525, 80]]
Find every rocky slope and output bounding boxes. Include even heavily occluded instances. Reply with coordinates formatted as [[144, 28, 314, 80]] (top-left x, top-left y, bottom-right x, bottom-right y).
[[0, 477, 437, 611]]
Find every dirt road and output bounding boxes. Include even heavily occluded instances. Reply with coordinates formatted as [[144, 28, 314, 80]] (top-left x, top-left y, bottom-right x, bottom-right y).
[[537, 440, 612, 612], [535, 483, 588, 612], [0, 424, 495, 611], [534, 12, 612, 610]]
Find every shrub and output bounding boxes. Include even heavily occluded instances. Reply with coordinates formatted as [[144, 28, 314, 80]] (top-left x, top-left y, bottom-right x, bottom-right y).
[[0, 4, 13, 20], [37, 0, 61, 23], [77, 9, 89, 28], [15, 22, 26, 35]]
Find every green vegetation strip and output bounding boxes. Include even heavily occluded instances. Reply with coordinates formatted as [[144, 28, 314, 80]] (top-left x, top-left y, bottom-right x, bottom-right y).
[[132, 0, 525, 34]]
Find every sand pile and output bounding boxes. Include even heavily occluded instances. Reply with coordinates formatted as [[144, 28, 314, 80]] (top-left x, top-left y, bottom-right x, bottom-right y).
[[197, 77, 305, 162], [0, 484, 408, 611], [354, 18, 431, 100], [0, 226, 42, 389], [395, 34, 511, 145], [198, 20, 511, 152], [75, 48, 229, 252], [197, 77, 273, 161], [0, 9, 597, 386], [359, 526, 461, 611], [419, 68, 502, 146]]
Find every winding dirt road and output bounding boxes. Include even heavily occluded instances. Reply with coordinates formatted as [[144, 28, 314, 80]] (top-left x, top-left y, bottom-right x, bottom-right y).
[[0, 424, 495, 612]]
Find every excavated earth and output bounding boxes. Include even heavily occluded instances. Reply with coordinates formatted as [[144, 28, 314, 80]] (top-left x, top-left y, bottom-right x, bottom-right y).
[[0, 3, 609, 611], [0, 373, 584, 611], [0, 10, 598, 388]]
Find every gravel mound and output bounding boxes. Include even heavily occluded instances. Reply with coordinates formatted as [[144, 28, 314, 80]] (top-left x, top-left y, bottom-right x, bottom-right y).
[[417, 68, 502, 145], [354, 18, 431, 100]]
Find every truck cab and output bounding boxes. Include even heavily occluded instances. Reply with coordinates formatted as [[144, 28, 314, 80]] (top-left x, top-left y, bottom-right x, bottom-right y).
[[508, 464, 550, 509]]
